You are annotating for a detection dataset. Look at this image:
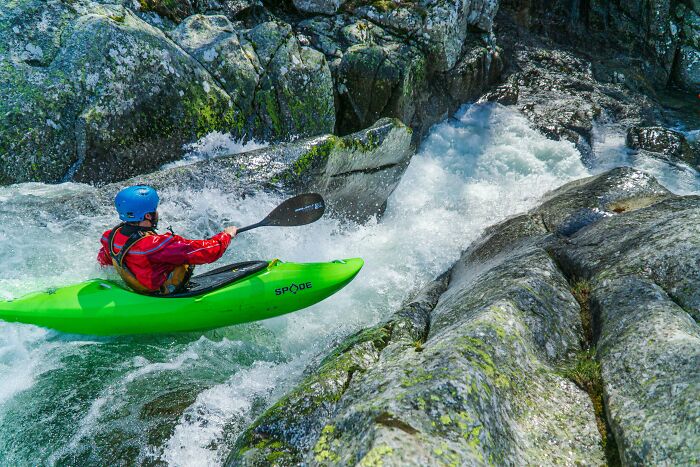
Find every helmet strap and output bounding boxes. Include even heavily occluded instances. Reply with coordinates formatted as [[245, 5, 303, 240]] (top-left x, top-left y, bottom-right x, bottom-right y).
[[144, 212, 158, 230]]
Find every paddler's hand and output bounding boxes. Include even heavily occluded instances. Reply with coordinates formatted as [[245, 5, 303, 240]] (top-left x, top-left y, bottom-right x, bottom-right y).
[[224, 226, 238, 237]]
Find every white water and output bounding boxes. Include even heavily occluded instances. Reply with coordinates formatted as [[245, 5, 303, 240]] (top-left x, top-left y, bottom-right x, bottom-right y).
[[0, 103, 695, 465], [162, 133, 269, 170], [589, 121, 700, 195]]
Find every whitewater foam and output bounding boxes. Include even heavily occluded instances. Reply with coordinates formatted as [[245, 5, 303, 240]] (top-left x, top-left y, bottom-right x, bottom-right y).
[[161, 133, 269, 170]]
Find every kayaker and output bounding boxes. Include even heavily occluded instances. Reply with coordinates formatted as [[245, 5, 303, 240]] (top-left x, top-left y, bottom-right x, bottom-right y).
[[97, 185, 237, 295]]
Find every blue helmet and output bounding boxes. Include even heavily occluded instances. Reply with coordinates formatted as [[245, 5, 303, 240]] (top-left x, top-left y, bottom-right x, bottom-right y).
[[115, 185, 160, 222]]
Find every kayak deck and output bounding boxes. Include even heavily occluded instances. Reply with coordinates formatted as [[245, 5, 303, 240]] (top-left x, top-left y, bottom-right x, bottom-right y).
[[170, 261, 269, 298], [0, 258, 363, 336]]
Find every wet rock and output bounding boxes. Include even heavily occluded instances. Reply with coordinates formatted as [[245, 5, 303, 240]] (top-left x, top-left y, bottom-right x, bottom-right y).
[[478, 79, 519, 105], [500, 0, 686, 90], [674, 44, 700, 91], [232, 246, 605, 465], [627, 126, 697, 167], [487, 10, 662, 162], [345, 0, 500, 72], [297, 118, 414, 222], [226, 274, 451, 466], [0, 2, 241, 185], [673, 3, 700, 91], [77, 118, 413, 224], [298, 15, 502, 137], [229, 166, 700, 466], [136, 0, 201, 22], [170, 16, 336, 142], [293, 0, 346, 15], [534, 167, 671, 236], [132, 0, 266, 24]]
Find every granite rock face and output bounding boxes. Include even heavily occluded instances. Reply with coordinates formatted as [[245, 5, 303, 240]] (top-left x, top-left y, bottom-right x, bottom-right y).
[[343, 0, 500, 72], [626, 126, 697, 167], [483, 8, 662, 162], [0, 1, 334, 185], [0, 2, 237, 184], [292, 0, 347, 15], [500, 0, 700, 92], [170, 16, 336, 142], [548, 184, 700, 464], [228, 167, 700, 466], [298, 13, 502, 138], [58, 118, 413, 225], [672, 3, 700, 91], [0, 0, 500, 185]]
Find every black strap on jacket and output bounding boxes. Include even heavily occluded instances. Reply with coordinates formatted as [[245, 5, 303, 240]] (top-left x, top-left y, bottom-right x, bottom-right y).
[[107, 224, 153, 268]]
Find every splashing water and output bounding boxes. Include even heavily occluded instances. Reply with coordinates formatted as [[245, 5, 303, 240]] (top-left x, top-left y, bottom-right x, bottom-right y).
[[589, 121, 700, 195], [0, 103, 691, 465], [161, 132, 269, 170]]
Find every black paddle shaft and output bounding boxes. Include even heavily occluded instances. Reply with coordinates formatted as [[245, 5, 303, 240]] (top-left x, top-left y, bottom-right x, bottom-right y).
[[237, 193, 325, 234]]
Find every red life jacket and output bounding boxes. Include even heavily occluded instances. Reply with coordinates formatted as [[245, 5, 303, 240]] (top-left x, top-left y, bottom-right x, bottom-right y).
[[97, 224, 232, 294]]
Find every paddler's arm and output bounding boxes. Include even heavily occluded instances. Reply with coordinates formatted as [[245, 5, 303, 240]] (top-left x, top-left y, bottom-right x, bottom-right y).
[[97, 246, 112, 267], [150, 229, 236, 266]]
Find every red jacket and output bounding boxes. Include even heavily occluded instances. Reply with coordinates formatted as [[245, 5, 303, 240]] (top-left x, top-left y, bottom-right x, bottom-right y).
[[98, 227, 232, 291]]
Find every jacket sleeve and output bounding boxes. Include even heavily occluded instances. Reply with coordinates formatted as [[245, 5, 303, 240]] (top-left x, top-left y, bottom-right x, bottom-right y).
[[149, 232, 232, 265], [97, 232, 113, 267], [97, 247, 112, 266]]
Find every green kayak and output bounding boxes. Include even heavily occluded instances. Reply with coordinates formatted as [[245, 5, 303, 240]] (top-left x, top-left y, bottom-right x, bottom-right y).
[[0, 258, 363, 336]]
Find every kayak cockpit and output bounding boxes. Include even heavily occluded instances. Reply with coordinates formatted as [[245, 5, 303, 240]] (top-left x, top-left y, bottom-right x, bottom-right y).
[[165, 261, 269, 298]]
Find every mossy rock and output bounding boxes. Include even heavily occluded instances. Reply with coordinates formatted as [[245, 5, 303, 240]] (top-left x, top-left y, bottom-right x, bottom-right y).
[[0, 3, 241, 184]]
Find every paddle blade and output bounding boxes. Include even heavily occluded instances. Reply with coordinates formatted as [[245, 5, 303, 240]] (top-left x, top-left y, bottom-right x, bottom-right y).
[[262, 193, 325, 227]]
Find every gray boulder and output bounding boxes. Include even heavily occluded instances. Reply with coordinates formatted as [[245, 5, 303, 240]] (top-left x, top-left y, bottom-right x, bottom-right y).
[[228, 167, 700, 465], [548, 185, 700, 464], [169, 14, 260, 115], [498, 0, 700, 93], [485, 9, 662, 161], [298, 15, 502, 137], [0, 2, 237, 184], [131, 0, 266, 23], [346, 0, 500, 72], [170, 16, 336, 142], [673, 5, 700, 91], [135, 0, 200, 22], [62, 118, 413, 224], [245, 21, 335, 141], [336, 42, 415, 134], [499, 0, 682, 89], [674, 45, 700, 91], [0, 2, 337, 185], [301, 118, 414, 222], [292, 0, 346, 15], [627, 126, 697, 167]]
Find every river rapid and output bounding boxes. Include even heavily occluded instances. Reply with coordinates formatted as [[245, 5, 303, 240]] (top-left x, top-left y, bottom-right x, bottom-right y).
[[0, 104, 697, 465]]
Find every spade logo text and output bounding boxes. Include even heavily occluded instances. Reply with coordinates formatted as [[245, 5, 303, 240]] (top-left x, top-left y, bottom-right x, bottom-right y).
[[275, 282, 313, 295]]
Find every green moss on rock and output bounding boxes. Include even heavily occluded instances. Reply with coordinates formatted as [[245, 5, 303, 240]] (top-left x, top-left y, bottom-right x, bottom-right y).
[[137, 0, 194, 22]]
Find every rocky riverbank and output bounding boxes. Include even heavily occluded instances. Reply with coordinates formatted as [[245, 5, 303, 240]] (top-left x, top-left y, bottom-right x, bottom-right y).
[[229, 167, 699, 466]]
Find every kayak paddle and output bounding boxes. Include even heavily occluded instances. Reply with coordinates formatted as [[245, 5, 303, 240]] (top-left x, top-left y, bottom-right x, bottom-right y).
[[237, 193, 326, 234]]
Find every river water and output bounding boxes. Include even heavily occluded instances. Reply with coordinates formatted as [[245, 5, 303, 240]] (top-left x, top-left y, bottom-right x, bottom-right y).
[[0, 104, 696, 465]]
